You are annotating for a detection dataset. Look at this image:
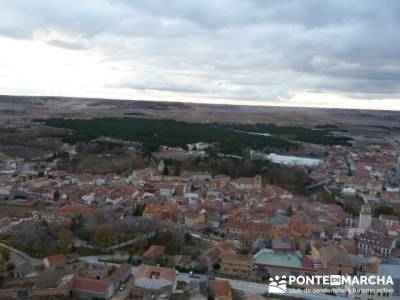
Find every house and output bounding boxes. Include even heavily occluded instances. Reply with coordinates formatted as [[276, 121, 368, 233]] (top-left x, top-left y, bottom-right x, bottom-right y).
[[223, 218, 271, 243], [219, 253, 252, 279], [357, 232, 394, 257], [204, 248, 223, 269], [81, 192, 97, 204], [143, 245, 166, 265], [184, 192, 200, 204], [318, 245, 353, 275], [380, 214, 399, 227], [35, 269, 69, 289], [209, 280, 232, 300], [33, 270, 74, 298], [212, 175, 231, 190], [187, 142, 209, 151], [143, 203, 177, 222], [180, 171, 212, 182], [110, 263, 132, 291], [55, 205, 95, 219], [231, 176, 262, 190], [14, 262, 37, 278], [71, 276, 114, 300], [133, 264, 175, 298], [272, 237, 293, 252], [43, 254, 66, 270], [189, 280, 208, 300], [159, 185, 175, 197], [342, 187, 356, 196], [132, 168, 151, 181], [79, 267, 110, 280], [203, 242, 234, 268], [184, 212, 206, 229]]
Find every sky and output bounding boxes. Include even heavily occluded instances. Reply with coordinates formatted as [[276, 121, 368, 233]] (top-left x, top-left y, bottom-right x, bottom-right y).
[[1, 0, 400, 110]]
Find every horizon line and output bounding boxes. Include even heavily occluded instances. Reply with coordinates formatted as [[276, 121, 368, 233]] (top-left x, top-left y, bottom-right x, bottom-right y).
[[1, 93, 400, 113]]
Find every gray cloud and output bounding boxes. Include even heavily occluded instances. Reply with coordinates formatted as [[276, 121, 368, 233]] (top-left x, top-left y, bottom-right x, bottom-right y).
[[1, 0, 400, 104]]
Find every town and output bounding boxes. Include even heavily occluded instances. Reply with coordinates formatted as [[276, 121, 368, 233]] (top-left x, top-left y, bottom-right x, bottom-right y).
[[0, 112, 399, 300], [2, 0, 400, 299]]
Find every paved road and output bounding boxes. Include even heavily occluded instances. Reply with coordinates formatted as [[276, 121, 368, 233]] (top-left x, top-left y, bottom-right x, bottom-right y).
[[107, 231, 156, 251], [74, 231, 156, 252], [0, 242, 41, 266], [9, 251, 26, 267], [80, 254, 130, 265]]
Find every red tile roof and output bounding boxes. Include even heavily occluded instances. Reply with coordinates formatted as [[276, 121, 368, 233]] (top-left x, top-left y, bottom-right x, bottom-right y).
[[216, 242, 233, 253], [135, 264, 175, 282], [210, 280, 232, 297], [55, 204, 95, 218], [72, 276, 112, 294], [45, 254, 66, 266]]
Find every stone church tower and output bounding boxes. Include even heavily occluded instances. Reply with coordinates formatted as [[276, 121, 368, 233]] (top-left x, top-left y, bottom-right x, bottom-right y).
[[358, 205, 372, 230]]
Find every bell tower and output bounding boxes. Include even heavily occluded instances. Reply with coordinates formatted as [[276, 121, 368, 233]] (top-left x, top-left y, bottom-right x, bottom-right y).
[[358, 205, 372, 230]]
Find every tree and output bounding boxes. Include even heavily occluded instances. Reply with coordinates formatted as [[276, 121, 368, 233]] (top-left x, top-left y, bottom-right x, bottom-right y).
[[287, 205, 293, 216], [239, 246, 251, 255], [0, 248, 10, 262], [70, 214, 85, 234], [184, 232, 193, 244], [69, 217, 78, 233], [91, 227, 115, 249], [134, 204, 146, 217], [163, 164, 169, 176], [373, 205, 394, 217], [76, 214, 84, 229], [148, 230, 184, 255], [127, 246, 135, 264], [58, 229, 72, 254], [315, 189, 335, 203], [108, 265, 117, 276], [6, 262, 15, 271], [174, 164, 181, 176], [8, 220, 59, 258], [396, 240, 400, 249]]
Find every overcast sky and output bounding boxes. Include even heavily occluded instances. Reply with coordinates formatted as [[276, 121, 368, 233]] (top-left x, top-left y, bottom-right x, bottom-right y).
[[1, 0, 400, 110]]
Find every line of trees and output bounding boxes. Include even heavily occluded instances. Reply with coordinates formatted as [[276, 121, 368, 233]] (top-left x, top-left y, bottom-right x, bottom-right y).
[[43, 117, 296, 155], [219, 122, 353, 146]]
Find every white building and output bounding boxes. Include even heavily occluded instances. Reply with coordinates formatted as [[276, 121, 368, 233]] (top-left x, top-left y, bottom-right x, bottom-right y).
[[252, 152, 323, 167], [379, 215, 399, 227], [343, 187, 356, 196], [134, 264, 176, 294]]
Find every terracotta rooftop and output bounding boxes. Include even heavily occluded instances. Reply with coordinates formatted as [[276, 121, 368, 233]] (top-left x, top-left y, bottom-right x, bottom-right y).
[[135, 264, 175, 282], [210, 280, 232, 297], [110, 263, 132, 281], [44, 254, 66, 266], [216, 242, 233, 253], [72, 276, 112, 294]]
